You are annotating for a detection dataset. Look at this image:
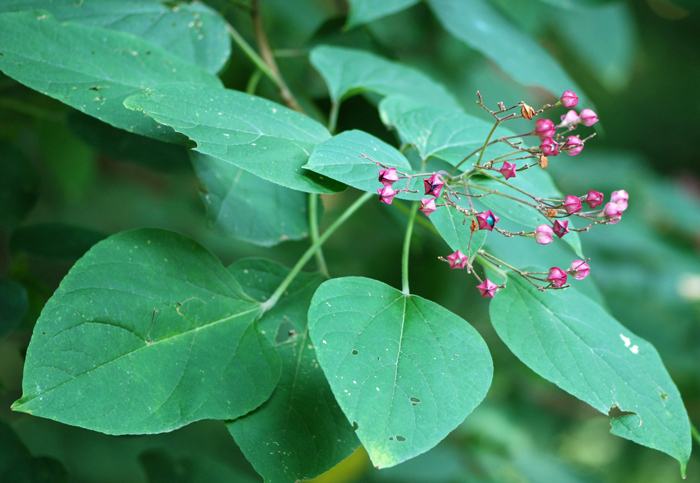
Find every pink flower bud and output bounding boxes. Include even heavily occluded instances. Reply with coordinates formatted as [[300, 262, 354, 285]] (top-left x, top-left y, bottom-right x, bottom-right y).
[[553, 219, 569, 238], [540, 137, 559, 157], [499, 161, 517, 180], [547, 267, 568, 288], [568, 260, 590, 280], [476, 210, 499, 231], [579, 109, 598, 127], [585, 190, 604, 209], [477, 278, 499, 298], [610, 189, 628, 212], [560, 91, 579, 108], [559, 110, 580, 128], [424, 173, 444, 198], [446, 250, 468, 269], [562, 195, 582, 215], [535, 224, 554, 245], [563, 135, 583, 156], [534, 119, 556, 140], [420, 198, 437, 216], [603, 202, 622, 224], [377, 186, 396, 205], [378, 167, 399, 186]]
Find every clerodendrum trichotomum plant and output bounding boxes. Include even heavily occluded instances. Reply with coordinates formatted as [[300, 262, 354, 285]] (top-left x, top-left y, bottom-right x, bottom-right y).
[[0, 2, 695, 482]]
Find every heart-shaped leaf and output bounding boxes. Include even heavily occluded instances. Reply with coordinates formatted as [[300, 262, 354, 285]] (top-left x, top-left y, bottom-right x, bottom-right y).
[[308, 277, 493, 468], [227, 259, 360, 483], [12, 228, 280, 435], [125, 85, 343, 194], [0, 11, 222, 142], [490, 276, 691, 475], [0, 0, 231, 73]]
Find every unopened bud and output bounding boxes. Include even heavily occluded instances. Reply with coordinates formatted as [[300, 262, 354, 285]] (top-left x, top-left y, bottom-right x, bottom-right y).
[[580, 109, 598, 127], [562, 195, 582, 215], [560, 91, 579, 108], [534, 119, 556, 141], [540, 137, 559, 157], [420, 198, 437, 216], [585, 190, 604, 209], [378, 167, 399, 186], [547, 267, 568, 288], [521, 103, 536, 120], [568, 260, 590, 280], [563, 135, 584, 156], [535, 224, 554, 245], [377, 186, 396, 205]]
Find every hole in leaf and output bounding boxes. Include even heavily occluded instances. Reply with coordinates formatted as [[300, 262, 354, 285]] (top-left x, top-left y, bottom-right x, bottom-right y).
[[409, 396, 421, 405], [608, 404, 637, 418], [388, 437, 394, 441], [395, 435, 406, 442], [351, 349, 359, 355], [352, 421, 359, 431]]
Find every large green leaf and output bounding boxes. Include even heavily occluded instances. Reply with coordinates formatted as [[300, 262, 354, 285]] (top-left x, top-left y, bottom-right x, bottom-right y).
[[490, 276, 691, 474], [191, 152, 313, 247], [12, 228, 281, 435], [552, 2, 636, 91], [125, 84, 343, 193], [308, 277, 493, 468], [426, 0, 589, 105], [227, 259, 360, 483], [304, 129, 423, 200], [0, 0, 231, 74], [0, 11, 222, 142], [346, 0, 420, 28], [392, 106, 514, 167], [310, 45, 460, 109]]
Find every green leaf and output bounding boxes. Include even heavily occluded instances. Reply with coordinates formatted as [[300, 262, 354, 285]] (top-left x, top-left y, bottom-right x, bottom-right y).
[[124, 84, 343, 194], [0, 11, 222, 142], [346, 0, 420, 28], [0, 0, 231, 74], [304, 129, 422, 200], [0, 142, 39, 228], [429, 205, 487, 256], [552, 2, 637, 91], [310, 45, 460, 109], [9, 223, 107, 261], [392, 106, 513, 167], [308, 277, 493, 468], [191, 152, 313, 247], [67, 111, 192, 173], [0, 278, 28, 339], [227, 259, 360, 483], [426, 0, 589, 105], [12, 228, 281, 435], [490, 276, 692, 474]]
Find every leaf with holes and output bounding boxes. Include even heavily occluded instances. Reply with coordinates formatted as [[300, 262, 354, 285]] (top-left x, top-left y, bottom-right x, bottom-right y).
[[12, 228, 280, 435], [490, 276, 691, 475], [308, 277, 493, 468], [227, 258, 359, 483], [0, 0, 231, 73], [125, 85, 343, 194], [0, 11, 222, 142]]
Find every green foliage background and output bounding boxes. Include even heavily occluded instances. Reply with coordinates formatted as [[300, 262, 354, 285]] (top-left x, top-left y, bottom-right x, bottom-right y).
[[1, 0, 699, 482]]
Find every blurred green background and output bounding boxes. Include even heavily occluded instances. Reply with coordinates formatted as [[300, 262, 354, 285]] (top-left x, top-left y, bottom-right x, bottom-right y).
[[1, 0, 699, 481]]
